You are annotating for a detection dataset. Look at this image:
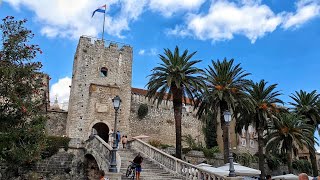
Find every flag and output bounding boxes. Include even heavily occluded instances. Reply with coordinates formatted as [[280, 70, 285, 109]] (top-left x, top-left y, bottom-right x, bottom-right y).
[[92, 4, 106, 17]]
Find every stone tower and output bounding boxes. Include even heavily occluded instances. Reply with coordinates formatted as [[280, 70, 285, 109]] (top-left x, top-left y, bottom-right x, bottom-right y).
[[66, 36, 132, 141]]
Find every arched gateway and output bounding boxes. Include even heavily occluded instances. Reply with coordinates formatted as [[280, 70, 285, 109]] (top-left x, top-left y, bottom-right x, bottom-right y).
[[92, 122, 109, 143]]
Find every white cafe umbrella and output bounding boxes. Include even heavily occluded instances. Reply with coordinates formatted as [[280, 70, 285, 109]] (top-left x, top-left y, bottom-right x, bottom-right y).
[[272, 174, 298, 180], [217, 162, 261, 176], [196, 163, 229, 176]]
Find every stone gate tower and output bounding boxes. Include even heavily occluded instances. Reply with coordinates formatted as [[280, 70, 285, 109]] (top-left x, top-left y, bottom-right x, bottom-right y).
[[66, 36, 132, 141]]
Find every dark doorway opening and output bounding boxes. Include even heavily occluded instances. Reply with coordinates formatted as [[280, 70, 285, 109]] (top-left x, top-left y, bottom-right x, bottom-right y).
[[92, 123, 109, 143], [84, 154, 100, 180]]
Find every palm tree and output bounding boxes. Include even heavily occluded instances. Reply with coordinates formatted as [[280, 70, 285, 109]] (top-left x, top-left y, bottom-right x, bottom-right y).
[[289, 90, 320, 176], [197, 58, 251, 163], [246, 80, 283, 179], [146, 46, 204, 159], [266, 113, 315, 173]]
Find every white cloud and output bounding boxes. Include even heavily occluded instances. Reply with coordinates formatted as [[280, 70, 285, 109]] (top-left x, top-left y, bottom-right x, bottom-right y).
[[50, 77, 71, 110], [138, 48, 158, 56], [148, 0, 206, 17], [4, 0, 147, 39], [4, 0, 320, 42], [169, 1, 282, 43], [283, 0, 320, 29], [138, 49, 145, 55]]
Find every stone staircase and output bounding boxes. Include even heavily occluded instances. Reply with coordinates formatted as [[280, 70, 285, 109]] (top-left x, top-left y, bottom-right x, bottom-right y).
[[118, 149, 183, 180]]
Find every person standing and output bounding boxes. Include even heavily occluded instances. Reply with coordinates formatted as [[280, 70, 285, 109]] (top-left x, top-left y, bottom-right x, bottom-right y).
[[109, 129, 114, 145], [122, 135, 128, 149], [116, 131, 121, 149], [133, 153, 143, 180]]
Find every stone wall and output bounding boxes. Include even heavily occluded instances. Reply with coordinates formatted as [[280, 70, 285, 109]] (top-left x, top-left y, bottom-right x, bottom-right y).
[[46, 110, 68, 136], [129, 94, 205, 146], [0, 148, 85, 180]]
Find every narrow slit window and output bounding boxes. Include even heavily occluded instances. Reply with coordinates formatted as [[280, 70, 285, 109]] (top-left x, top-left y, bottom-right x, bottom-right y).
[[100, 67, 108, 77]]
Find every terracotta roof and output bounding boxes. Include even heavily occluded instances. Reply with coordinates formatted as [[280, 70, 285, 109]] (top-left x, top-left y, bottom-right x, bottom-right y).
[[131, 87, 193, 105]]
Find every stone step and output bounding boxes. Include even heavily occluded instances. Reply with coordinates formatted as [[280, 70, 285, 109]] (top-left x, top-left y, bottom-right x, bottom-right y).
[[119, 149, 183, 180]]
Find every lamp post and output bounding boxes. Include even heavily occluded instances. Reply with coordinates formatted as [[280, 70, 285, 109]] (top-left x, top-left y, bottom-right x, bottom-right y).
[[224, 110, 236, 177], [109, 95, 121, 172]]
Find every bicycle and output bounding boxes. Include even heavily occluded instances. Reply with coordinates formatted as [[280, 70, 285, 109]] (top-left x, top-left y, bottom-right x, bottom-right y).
[[125, 161, 136, 179]]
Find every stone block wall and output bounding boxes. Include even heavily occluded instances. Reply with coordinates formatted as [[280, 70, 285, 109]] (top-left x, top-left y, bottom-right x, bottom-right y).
[[129, 95, 204, 147], [0, 148, 85, 180], [46, 110, 68, 136]]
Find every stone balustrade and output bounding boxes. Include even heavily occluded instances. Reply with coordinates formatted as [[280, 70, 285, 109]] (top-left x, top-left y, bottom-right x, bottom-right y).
[[129, 138, 241, 180], [85, 135, 121, 173]]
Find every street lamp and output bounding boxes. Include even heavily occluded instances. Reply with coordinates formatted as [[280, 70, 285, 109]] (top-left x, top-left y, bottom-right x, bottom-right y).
[[109, 95, 121, 172], [224, 110, 236, 177]]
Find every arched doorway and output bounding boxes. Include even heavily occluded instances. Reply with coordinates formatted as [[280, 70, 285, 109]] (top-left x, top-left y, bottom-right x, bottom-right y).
[[84, 154, 100, 180], [92, 122, 109, 143]]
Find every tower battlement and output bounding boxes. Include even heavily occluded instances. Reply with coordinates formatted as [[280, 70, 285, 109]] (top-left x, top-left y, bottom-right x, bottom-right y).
[[79, 36, 132, 54]]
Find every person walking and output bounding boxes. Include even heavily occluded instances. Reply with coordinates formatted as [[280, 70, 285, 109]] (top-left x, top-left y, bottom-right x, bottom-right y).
[[116, 131, 121, 149], [133, 153, 143, 180], [122, 135, 128, 149], [109, 129, 114, 145]]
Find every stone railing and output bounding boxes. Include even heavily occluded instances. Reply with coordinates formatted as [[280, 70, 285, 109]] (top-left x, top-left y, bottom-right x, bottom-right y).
[[85, 135, 121, 173], [129, 138, 239, 180]]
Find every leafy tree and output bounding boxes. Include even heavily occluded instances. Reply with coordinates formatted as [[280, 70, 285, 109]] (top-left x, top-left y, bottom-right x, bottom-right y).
[[292, 159, 312, 174], [0, 16, 46, 168], [202, 110, 218, 148], [197, 58, 251, 163], [246, 80, 283, 179], [266, 113, 314, 173], [146, 46, 204, 159], [289, 90, 320, 176]]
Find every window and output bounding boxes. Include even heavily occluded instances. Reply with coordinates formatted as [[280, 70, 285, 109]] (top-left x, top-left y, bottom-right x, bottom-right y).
[[250, 140, 255, 147], [241, 139, 246, 146], [100, 67, 108, 77]]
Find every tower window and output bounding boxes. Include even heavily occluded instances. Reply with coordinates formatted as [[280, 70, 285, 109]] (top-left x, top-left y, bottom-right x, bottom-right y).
[[100, 67, 108, 77]]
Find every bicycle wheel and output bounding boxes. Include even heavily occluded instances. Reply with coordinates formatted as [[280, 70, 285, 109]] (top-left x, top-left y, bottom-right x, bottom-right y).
[[126, 165, 132, 177], [131, 168, 136, 180]]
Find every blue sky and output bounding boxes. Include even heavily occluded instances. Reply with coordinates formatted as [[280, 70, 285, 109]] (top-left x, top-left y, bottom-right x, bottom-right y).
[[1, 0, 320, 146]]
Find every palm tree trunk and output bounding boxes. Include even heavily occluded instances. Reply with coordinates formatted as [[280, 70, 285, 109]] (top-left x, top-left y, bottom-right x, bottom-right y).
[[258, 127, 265, 180], [220, 102, 229, 163], [287, 147, 293, 173], [172, 86, 183, 159], [222, 116, 229, 163], [309, 142, 318, 176]]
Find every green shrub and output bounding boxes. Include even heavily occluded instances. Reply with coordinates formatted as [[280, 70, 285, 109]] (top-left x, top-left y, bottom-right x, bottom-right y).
[[182, 134, 203, 150], [234, 152, 258, 167], [41, 136, 70, 158], [292, 159, 312, 174], [159, 144, 173, 149], [148, 139, 161, 148], [202, 147, 219, 158], [266, 155, 281, 171], [182, 147, 192, 154], [138, 104, 148, 119], [148, 139, 173, 149]]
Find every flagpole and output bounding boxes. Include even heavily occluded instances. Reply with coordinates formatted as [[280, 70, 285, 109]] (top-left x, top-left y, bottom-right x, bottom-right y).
[[102, 5, 106, 40]]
